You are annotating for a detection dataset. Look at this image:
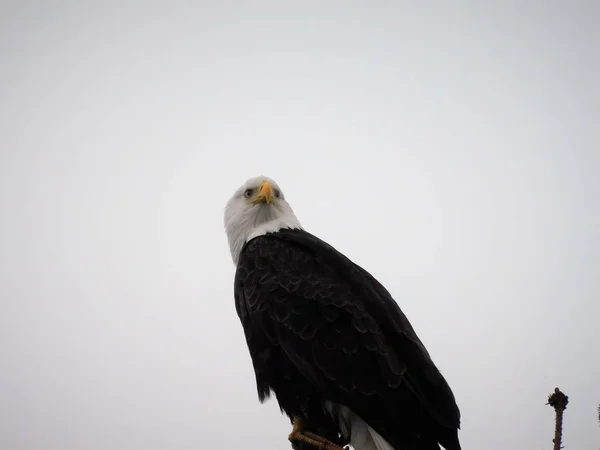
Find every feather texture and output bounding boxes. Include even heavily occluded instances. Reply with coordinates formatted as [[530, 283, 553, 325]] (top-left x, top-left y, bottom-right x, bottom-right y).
[[234, 228, 461, 450]]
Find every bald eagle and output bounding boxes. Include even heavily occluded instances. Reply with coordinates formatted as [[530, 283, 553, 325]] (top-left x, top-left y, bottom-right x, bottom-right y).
[[224, 176, 461, 450]]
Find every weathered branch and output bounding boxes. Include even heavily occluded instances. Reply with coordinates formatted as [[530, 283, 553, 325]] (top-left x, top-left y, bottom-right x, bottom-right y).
[[547, 387, 569, 450], [291, 441, 331, 450], [289, 430, 349, 450], [290, 441, 349, 450]]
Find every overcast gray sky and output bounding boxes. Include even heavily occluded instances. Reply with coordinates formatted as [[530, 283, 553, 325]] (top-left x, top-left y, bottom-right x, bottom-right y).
[[1, 2, 599, 450]]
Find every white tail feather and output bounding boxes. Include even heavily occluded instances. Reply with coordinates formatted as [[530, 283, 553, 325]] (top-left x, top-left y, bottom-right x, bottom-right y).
[[325, 402, 395, 450], [367, 426, 394, 450]]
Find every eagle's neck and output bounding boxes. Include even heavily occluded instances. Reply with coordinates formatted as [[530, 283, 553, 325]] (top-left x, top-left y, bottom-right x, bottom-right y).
[[229, 207, 302, 265]]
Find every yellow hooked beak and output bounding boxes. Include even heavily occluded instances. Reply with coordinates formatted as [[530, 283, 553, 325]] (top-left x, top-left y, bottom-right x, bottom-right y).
[[252, 181, 274, 205]]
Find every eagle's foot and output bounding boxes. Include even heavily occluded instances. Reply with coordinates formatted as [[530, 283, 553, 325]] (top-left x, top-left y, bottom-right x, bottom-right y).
[[288, 417, 347, 450]]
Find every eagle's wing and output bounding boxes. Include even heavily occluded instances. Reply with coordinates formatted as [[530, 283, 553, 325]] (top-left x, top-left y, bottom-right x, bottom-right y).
[[234, 230, 460, 449]]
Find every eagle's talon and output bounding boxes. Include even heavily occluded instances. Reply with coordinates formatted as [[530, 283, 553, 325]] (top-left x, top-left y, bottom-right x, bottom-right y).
[[288, 417, 346, 450]]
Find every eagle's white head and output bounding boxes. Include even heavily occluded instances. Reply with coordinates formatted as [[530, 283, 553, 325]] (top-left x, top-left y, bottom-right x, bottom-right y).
[[224, 175, 303, 265]]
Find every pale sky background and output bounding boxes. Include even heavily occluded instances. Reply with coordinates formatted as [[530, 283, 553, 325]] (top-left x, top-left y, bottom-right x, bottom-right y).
[[1, 2, 599, 450]]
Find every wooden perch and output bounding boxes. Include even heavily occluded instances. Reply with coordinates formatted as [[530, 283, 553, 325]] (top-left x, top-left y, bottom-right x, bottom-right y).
[[291, 441, 346, 450], [291, 440, 349, 450], [547, 387, 569, 450]]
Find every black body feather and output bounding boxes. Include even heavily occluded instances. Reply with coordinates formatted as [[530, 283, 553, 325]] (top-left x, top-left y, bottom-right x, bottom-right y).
[[234, 229, 461, 450]]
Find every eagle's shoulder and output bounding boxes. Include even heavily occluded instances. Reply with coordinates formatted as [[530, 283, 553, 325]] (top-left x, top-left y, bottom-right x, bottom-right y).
[[235, 228, 361, 309]]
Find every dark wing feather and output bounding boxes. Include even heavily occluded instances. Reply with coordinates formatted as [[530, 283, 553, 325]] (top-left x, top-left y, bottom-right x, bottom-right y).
[[234, 229, 460, 450]]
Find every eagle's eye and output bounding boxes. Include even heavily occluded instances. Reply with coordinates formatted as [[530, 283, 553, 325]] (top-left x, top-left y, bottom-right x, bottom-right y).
[[244, 188, 254, 198], [274, 189, 281, 198]]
